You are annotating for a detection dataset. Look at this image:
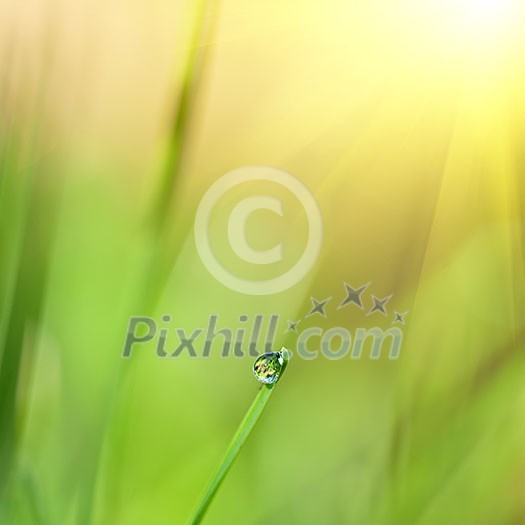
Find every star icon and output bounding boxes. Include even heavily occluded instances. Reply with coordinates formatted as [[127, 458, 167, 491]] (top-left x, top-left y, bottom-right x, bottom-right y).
[[367, 294, 393, 316], [306, 297, 331, 318], [392, 311, 408, 325], [337, 282, 371, 310], [285, 320, 301, 333]]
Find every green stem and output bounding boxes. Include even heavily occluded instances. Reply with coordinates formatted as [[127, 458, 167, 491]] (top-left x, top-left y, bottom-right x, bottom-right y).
[[187, 350, 289, 525]]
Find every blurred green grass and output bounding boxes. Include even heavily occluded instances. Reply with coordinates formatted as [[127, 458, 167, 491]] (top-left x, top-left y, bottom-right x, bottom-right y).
[[1, 0, 525, 524]]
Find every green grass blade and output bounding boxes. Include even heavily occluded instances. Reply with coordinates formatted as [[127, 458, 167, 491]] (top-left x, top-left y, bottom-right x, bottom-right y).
[[187, 349, 290, 525]]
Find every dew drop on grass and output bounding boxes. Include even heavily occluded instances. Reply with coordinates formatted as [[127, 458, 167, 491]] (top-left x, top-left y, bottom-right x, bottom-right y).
[[253, 351, 285, 384]]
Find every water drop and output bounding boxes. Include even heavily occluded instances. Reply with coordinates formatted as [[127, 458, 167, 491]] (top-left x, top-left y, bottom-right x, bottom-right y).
[[253, 350, 286, 385]]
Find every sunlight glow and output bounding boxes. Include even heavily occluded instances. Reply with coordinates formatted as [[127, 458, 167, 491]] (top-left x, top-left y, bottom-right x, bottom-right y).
[[462, 0, 516, 47], [466, 0, 514, 27]]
